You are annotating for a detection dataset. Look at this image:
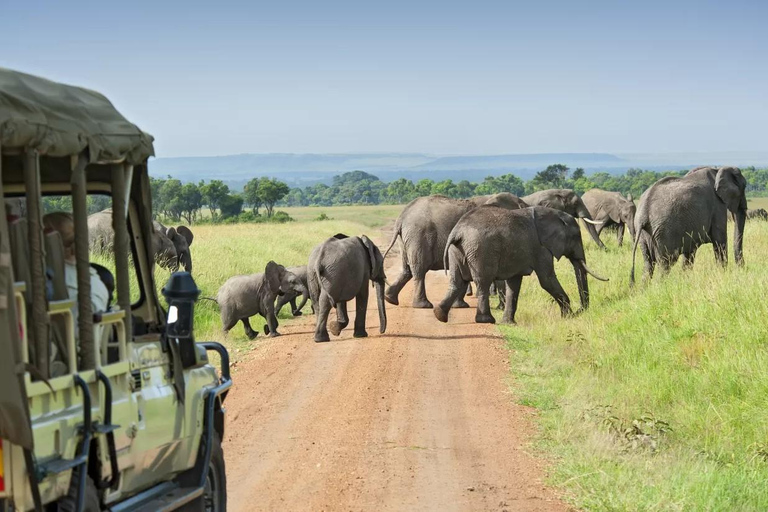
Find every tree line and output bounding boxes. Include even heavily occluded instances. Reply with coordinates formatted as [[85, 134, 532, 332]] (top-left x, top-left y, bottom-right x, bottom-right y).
[[150, 165, 768, 223]]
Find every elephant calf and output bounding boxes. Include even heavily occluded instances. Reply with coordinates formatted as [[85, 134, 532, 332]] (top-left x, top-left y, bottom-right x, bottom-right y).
[[308, 234, 387, 342], [434, 206, 608, 325], [275, 265, 312, 316], [218, 261, 307, 339]]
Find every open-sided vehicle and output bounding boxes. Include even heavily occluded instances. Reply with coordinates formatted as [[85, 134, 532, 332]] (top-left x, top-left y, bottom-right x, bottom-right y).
[[0, 68, 231, 511]]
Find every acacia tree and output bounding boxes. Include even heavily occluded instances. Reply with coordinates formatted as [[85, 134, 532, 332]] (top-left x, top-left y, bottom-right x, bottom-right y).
[[256, 178, 290, 217], [243, 178, 262, 215], [201, 180, 230, 219]]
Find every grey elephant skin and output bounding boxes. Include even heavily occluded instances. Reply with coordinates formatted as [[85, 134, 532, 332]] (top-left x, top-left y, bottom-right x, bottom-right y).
[[631, 166, 747, 281], [308, 234, 387, 342], [275, 265, 312, 316], [383, 193, 528, 309], [582, 189, 636, 246], [217, 261, 307, 339], [87, 209, 194, 272], [523, 189, 607, 249], [434, 205, 608, 325]]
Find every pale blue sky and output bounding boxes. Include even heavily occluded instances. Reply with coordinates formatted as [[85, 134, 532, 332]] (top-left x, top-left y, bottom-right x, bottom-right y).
[[2, 0, 766, 157]]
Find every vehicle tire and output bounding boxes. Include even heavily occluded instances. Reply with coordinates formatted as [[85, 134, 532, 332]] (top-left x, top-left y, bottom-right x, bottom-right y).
[[202, 433, 227, 512], [56, 473, 100, 512]]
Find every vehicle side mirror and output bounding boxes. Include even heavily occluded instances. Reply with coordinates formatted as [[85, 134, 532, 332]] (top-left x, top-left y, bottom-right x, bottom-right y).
[[162, 272, 204, 368]]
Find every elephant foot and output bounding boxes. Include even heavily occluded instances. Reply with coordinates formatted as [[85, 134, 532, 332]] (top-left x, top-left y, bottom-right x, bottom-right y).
[[269, 331, 281, 337], [500, 317, 516, 325], [412, 298, 433, 309], [475, 313, 496, 324], [329, 320, 343, 336], [263, 324, 270, 335], [314, 332, 331, 343], [292, 310, 303, 317], [433, 306, 449, 323], [353, 330, 368, 338], [384, 291, 399, 306], [452, 299, 470, 309], [246, 331, 258, 341]]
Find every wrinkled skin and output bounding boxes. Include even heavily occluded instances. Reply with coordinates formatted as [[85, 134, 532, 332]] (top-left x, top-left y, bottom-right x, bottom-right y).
[[275, 265, 312, 316], [87, 209, 194, 272], [582, 189, 636, 246], [308, 234, 387, 343], [631, 166, 747, 282], [382, 193, 528, 308], [434, 206, 608, 325], [218, 261, 307, 339], [523, 189, 607, 250]]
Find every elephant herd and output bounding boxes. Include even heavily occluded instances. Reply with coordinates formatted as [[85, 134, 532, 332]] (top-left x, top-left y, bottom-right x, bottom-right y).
[[93, 165, 759, 344]]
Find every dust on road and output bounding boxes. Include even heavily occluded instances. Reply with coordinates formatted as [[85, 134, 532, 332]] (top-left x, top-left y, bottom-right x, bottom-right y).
[[224, 230, 569, 511]]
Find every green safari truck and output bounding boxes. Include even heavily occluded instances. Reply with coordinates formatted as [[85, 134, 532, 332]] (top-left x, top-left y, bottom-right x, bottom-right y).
[[0, 68, 231, 511]]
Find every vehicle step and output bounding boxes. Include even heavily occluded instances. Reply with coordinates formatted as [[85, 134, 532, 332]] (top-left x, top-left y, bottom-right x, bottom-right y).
[[39, 455, 87, 476], [109, 481, 203, 512]]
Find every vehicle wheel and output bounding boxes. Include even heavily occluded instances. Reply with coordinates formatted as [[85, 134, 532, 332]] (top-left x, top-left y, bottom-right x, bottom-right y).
[[203, 433, 227, 512], [57, 473, 100, 512]]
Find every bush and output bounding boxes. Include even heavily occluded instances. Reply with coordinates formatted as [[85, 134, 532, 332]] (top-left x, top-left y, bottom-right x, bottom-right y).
[[315, 212, 332, 221]]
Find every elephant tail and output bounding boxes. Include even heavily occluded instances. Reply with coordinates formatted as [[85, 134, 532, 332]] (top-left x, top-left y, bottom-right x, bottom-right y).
[[199, 296, 219, 306], [629, 231, 641, 287], [443, 232, 460, 275], [382, 218, 402, 260]]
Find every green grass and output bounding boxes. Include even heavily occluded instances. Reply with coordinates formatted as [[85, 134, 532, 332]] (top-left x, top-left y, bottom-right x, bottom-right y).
[[280, 204, 402, 226], [498, 219, 768, 510]]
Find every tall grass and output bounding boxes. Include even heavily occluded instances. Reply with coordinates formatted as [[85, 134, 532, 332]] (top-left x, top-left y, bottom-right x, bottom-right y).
[[499, 216, 768, 510]]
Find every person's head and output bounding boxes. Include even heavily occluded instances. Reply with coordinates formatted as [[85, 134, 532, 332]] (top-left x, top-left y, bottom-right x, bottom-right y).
[[43, 212, 76, 262]]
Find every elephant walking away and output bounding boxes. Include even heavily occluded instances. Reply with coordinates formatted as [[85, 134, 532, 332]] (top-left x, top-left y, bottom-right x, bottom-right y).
[[218, 261, 308, 339], [631, 166, 747, 282], [383, 193, 528, 308], [523, 189, 606, 249], [582, 189, 636, 246], [308, 234, 387, 342], [434, 206, 608, 325], [275, 265, 312, 316]]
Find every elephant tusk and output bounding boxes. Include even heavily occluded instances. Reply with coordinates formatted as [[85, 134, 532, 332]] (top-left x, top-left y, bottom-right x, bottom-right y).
[[582, 262, 609, 282], [582, 217, 604, 225]]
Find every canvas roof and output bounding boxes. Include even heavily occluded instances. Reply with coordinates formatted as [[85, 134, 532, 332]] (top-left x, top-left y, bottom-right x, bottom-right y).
[[0, 67, 154, 164]]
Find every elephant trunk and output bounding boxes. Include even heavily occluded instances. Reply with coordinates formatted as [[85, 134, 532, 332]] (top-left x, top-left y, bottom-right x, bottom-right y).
[[375, 280, 387, 333], [734, 208, 746, 266], [573, 260, 590, 311], [577, 206, 607, 250]]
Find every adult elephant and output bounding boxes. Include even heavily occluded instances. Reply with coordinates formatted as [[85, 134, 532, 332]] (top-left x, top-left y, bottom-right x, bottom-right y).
[[747, 208, 768, 221], [522, 189, 606, 249], [434, 205, 608, 324], [383, 193, 528, 308], [308, 234, 387, 342], [582, 189, 636, 246], [630, 166, 747, 282], [87, 209, 194, 272]]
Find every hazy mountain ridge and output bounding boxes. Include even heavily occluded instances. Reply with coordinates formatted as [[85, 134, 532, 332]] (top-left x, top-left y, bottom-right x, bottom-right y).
[[150, 151, 768, 187]]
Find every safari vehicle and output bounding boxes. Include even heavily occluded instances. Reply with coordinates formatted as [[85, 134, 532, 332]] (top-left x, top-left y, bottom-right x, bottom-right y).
[[0, 68, 231, 511]]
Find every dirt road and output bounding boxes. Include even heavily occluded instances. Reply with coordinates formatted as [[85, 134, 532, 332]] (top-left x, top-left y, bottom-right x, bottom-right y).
[[224, 236, 568, 511]]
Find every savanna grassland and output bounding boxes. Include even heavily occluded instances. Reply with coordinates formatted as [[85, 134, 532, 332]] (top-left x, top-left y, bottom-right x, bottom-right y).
[[499, 198, 768, 510]]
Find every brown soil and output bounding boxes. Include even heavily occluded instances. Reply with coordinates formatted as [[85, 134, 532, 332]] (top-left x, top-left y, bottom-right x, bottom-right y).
[[224, 230, 569, 511]]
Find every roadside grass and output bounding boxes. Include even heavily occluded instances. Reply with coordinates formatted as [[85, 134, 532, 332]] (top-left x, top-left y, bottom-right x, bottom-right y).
[[497, 215, 768, 510]]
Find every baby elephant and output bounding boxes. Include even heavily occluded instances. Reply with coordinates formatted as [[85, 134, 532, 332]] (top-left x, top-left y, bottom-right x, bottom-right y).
[[275, 265, 312, 316], [218, 261, 307, 339], [308, 234, 387, 342]]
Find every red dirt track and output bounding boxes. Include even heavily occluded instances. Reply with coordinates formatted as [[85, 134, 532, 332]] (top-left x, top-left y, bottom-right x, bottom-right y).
[[224, 232, 569, 511]]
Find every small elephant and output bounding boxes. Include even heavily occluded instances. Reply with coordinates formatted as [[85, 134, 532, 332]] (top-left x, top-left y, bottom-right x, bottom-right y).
[[308, 234, 387, 342], [153, 221, 194, 273], [523, 189, 606, 249], [275, 265, 312, 316], [582, 189, 636, 246], [747, 208, 768, 221], [218, 261, 308, 339], [434, 206, 608, 325], [631, 166, 747, 281]]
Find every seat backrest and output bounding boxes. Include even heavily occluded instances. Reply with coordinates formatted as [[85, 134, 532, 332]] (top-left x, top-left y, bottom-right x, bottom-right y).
[[44, 230, 68, 300]]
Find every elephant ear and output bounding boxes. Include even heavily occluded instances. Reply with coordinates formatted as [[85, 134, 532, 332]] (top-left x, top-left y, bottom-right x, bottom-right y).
[[176, 225, 194, 246], [166, 226, 177, 240], [264, 261, 282, 294], [360, 235, 382, 280], [715, 167, 747, 214], [533, 208, 568, 260]]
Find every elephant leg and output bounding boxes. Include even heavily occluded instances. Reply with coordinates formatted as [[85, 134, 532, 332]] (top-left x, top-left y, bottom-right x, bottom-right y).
[[536, 264, 572, 317], [466, 282, 473, 296], [263, 303, 280, 337], [293, 291, 309, 316], [275, 294, 289, 316], [314, 291, 334, 342], [682, 249, 698, 270], [712, 230, 728, 267], [241, 317, 259, 340], [434, 274, 468, 323], [474, 280, 495, 324], [411, 272, 433, 309], [451, 263, 471, 309], [353, 286, 370, 338], [385, 265, 412, 306], [501, 276, 522, 324], [640, 235, 656, 279], [616, 223, 625, 247], [329, 301, 348, 336]]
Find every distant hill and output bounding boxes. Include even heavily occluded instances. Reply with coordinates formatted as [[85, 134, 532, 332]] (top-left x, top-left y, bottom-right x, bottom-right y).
[[149, 151, 768, 188]]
